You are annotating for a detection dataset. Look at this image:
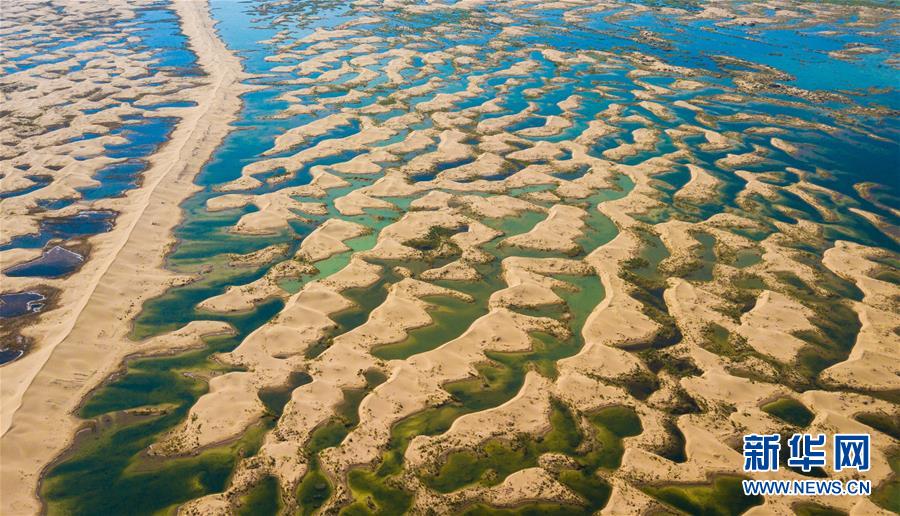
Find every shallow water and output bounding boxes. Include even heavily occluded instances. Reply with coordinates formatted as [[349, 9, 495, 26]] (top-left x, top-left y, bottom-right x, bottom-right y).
[[762, 397, 815, 427], [35, 0, 900, 514], [4, 246, 84, 278], [2, 2, 197, 256], [0, 211, 115, 252]]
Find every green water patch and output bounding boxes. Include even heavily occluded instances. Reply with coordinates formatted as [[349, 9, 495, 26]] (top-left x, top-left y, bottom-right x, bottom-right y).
[[654, 166, 692, 193], [237, 475, 283, 516], [643, 475, 763, 516], [855, 411, 900, 440], [79, 334, 234, 419], [42, 411, 273, 516], [617, 229, 681, 349], [258, 371, 313, 417], [343, 271, 606, 514], [421, 402, 641, 512], [170, 198, 295, 262], [732, 248, 763, 269], [793, 502, 848, 516], [506, 183, 558, 199], [871, 447, 899, 513], [555, 273, 604, 338], [698, 323, 756, 364], [382, 195, 417, 212], [773, 271, 862, 388], [81, 297, 281, 418], [43, 295, 283, 514], [761, 397, 814, 427], [682, 232, 717, 283], [372, 293, 485, 361], [296, 465, 332, 516], [296, 369, 387, 514], [573, 174, 634, 253], [585, 405, 643, 467], [131, 258, 284, 340], [573, 205, 618, 254], [481, 210, 548, 242]]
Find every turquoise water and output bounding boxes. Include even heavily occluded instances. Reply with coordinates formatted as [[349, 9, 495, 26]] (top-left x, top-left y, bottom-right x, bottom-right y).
[[32, 0, 900, 514]]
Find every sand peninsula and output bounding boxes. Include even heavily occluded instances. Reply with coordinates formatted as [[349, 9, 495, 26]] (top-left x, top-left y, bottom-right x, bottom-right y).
[[2, 0, 899, 515]]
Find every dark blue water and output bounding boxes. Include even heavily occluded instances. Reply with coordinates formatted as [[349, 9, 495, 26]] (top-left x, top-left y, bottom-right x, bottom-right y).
[[4, 246, 85, 278], [0, 211, 115, 252], [0, 291, 46, 318], [0, 349, 24, 366]]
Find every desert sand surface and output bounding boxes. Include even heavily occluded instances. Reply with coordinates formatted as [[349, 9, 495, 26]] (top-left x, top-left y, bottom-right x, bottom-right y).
[[1, 0, 898, 515], [1, 0, 249, 513]]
